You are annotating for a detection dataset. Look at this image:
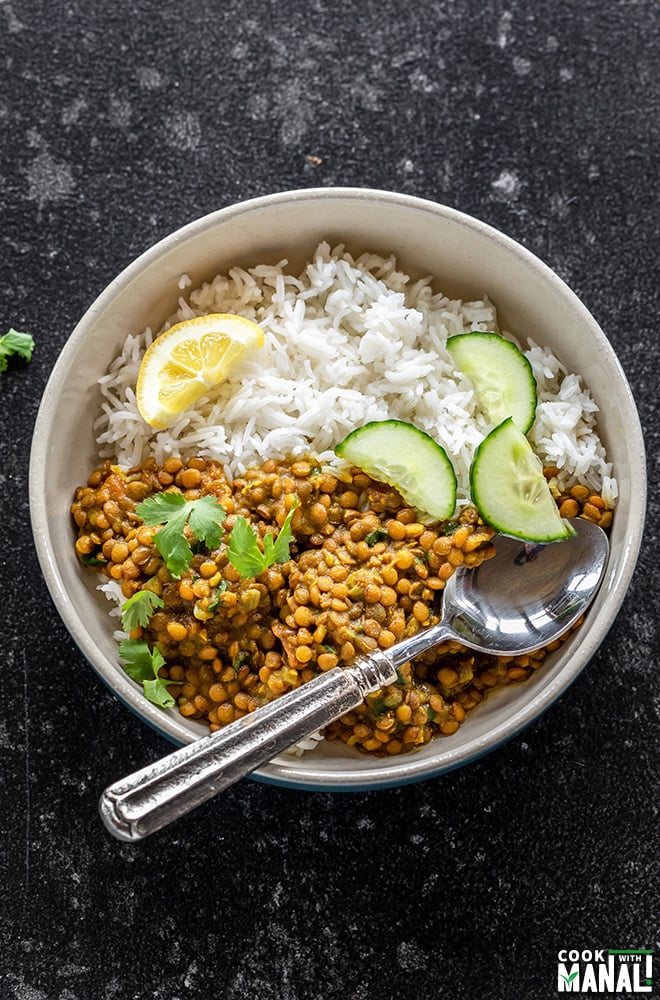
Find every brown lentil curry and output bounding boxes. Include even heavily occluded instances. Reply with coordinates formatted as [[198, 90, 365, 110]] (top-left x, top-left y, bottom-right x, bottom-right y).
[[71, 455, 612, 756]]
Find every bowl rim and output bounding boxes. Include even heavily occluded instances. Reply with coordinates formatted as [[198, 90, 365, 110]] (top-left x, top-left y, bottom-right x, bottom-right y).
[[29, 186, 647, 790]]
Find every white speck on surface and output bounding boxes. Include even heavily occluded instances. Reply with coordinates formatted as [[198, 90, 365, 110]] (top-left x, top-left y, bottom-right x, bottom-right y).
[[61, 96, 87, 125], [560, 66, 574, 82], [276, 80, 314, 144], [550, 191, 572, 218], [391, 44, 424, 68], [231, 40, 249, 59], [2, 2, 24, 33], [165, 110, 202, 150], [546, 34, 560, 51], [137, 66, 163, 90], [354, 78, 383, 111], [26, 127, 45, 149], [0, 718, 11, 748], [409, 68, 437, 93], [247, 92, 269, 121], [8, 983, 49, 1000], [56, 963, 91, 978], [492, 169, 520, 198], [397, 940, 429, 971], [183, 961, 200, 989], [496, 11, 513, 48], [271, 881, 284, 907], [26, 150, 75, 208], [513, 55, 531, 76], [108, 97, 132, 128]]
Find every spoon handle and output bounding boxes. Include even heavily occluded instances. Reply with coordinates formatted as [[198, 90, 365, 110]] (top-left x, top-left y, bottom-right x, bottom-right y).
[[389, 621, 458, 666], [99, 650, 398, 841]]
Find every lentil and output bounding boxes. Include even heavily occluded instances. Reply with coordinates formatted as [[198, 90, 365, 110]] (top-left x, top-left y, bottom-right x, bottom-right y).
[[72, 454, 607, 757]]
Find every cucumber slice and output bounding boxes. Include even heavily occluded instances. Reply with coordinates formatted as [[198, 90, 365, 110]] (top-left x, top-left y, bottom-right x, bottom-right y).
[[470, 418, 574, 542], [334, 419, 457, 521], [447, 331, 537, 433]]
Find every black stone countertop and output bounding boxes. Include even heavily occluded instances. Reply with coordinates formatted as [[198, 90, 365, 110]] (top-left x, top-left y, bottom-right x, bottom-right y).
[[1, 2, 658, 998]]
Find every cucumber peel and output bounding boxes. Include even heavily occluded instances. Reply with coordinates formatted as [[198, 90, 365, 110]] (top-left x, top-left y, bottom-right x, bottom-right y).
[[334, 419, 457, 521], [447, 331, 537, 433], [470, 418, 574, 543]]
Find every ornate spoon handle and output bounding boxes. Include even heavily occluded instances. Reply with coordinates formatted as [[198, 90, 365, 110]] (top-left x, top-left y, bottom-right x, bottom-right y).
[[99, 650, 399, 841]]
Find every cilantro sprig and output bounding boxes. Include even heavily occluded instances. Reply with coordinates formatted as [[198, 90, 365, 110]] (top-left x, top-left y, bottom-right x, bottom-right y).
[[136, 492, 226, 578], [228, 499, 297, 578], [133, 487, 297, 585], [121, 590, 164, 632], [118, 638, 181, 709], [0, 328, 34, 374]]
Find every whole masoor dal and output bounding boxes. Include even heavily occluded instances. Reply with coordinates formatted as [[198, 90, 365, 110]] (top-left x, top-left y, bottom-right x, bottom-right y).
[[71, 455, 606, 755]]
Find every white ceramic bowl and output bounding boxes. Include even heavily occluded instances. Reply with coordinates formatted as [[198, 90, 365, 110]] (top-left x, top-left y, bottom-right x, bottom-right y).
[[30, 188, 646, 790]]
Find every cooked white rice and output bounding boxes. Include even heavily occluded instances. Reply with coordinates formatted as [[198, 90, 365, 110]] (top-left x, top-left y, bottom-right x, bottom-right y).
[[94, 241, 617, 507]]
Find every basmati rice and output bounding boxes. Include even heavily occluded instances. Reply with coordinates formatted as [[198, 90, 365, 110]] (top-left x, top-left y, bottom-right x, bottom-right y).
[[94, 241, 616, 506]]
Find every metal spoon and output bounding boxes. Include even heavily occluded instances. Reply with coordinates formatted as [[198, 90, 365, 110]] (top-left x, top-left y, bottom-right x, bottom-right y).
[[99, 518, 609, 841]]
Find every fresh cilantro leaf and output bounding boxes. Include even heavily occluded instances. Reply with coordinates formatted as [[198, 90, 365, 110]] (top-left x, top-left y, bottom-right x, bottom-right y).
[[207, 580, 228, 613], [118, 638, 165, 682], [368, 698, 391, 717], [227, 517, 267, 577], [143, 677, 176, 709], [155, 511, 192, 578], [233, 651, 251, 676], [187, 494, 227, 550], [80, 553, 107, 567], [120, 590, 165, 632], [0, 328, 34, 374], [136, 491, 226, 578], [227, 499, 297, 578], [442, 520, 460, 536], [269, 501, 297, 563], [118, 638, 180, 709], [365, 529, 389, 546], [137, 491, 188, 525]]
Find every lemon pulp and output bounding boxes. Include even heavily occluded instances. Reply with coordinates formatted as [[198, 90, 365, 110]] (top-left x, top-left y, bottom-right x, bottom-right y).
[[136, 313, 264, 429]]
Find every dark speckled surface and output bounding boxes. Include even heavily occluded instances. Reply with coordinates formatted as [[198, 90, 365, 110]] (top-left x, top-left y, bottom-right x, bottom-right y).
[[1, 1, 658, 998]]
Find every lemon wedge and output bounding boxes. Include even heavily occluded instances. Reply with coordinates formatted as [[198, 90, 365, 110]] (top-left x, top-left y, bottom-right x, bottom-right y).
[[136, 313, 264, 429]]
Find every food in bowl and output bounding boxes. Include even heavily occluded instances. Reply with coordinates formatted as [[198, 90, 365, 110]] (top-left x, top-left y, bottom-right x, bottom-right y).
[[70, 241, 616, 756]]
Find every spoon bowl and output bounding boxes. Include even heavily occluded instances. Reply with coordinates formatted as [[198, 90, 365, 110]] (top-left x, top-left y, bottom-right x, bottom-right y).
[[396, 517, 611, 664], [99, 518, 609, 841]]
